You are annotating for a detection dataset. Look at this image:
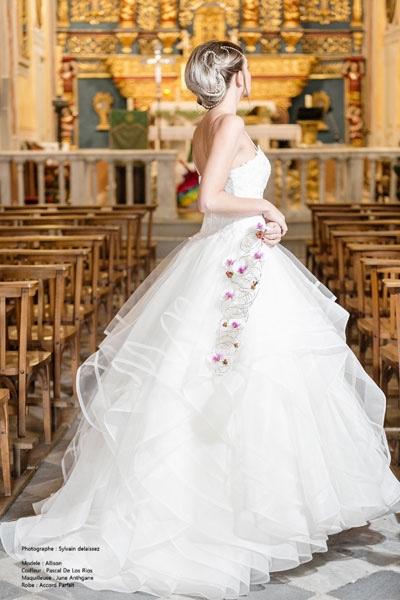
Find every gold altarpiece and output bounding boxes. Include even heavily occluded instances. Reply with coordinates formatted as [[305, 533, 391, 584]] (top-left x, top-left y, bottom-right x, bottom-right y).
[[56, 0, 366, 145]]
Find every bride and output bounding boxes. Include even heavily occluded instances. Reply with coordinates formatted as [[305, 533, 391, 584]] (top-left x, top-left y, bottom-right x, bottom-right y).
[[1, 40, 400, 600]]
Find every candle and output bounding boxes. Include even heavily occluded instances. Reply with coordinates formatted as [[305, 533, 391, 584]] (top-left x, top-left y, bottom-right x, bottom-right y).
[[127, 97, 134, 111], [305, 94, 313, 108]]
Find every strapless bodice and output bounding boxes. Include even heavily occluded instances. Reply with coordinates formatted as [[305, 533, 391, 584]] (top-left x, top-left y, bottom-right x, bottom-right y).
[[199, 146, 271, 236]]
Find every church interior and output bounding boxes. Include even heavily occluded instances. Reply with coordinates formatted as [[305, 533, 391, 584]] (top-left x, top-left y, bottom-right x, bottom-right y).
[[0, 1, 400, 598]]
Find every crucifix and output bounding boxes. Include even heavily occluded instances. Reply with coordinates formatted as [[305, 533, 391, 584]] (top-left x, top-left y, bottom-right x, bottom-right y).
[[141, 40, 175, 150]]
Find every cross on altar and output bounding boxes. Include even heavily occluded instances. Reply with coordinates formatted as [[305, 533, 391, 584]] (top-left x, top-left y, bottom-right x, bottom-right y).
[[141, 40, 176, 150]]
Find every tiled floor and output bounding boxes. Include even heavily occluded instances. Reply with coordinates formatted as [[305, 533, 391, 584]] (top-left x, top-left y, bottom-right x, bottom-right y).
[[0, 414, 399, 600]]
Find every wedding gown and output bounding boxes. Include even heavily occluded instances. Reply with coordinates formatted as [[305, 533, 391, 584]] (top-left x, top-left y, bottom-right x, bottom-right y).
[[1, 141, 400, 600]]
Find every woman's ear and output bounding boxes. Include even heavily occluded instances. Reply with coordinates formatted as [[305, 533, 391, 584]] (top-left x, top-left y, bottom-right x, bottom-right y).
[[235, 69, 244, 88]]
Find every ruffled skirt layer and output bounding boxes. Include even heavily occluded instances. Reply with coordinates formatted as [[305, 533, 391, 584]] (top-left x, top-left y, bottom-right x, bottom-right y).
[[1, 215, 400, 599]]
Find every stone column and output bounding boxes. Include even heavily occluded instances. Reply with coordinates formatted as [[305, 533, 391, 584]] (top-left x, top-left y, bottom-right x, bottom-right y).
[[156, 157, 178, 220], [0, 1, 13, 150]]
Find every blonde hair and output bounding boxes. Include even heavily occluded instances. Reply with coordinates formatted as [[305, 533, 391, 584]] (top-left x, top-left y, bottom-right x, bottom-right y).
[[184, 40, 247, 110]]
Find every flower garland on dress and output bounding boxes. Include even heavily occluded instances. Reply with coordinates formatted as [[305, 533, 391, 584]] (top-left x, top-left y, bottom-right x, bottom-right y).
[[209, 220, 270, 375]]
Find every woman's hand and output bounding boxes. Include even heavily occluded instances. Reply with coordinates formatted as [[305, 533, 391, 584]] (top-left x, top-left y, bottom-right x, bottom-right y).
[[263, 206, 288, 236], [262, 221, 282, 247]]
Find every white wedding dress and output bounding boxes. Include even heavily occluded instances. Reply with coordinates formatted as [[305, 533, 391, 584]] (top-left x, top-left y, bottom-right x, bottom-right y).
[[1, 142, 400, 599]]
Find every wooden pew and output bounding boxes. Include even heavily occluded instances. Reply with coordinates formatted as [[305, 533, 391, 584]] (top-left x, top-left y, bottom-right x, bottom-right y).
[[0, 265, 78, 423], [0, 388, 11, 496], [0, 281, 52, 476], [0, 248, 96, 353]]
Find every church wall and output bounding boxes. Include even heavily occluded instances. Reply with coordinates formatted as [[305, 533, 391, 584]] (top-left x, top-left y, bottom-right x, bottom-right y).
[[0, 0, 56, 149], [366, 0, 400, 147]]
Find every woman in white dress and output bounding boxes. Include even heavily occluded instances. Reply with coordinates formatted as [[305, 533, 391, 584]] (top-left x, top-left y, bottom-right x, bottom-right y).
[[1, 40, 400, 600]]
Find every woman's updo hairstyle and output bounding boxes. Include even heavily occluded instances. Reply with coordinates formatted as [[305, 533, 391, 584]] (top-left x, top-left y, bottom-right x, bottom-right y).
[[184, 40, 246, 110]]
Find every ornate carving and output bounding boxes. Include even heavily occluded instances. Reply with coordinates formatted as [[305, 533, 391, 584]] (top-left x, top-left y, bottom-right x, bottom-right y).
[[283, 0, 301, 28], [57, 0, 69, 26], [239, 32, 261, 53], [242, 0, 260, 28], [70, 0, 119, 23], [260, 0, 282, 30], [137, 0, 159, 30], [311, 60, 343, 77], [302, 34, 352, 54], [353, 30, 363, 54], [66, 34, 117, 55], [178, 0, 239, 29], [78, 60, 109, 76], [106, 54, 315, 108], [158, 31, 180, 54], [260, 36, 281, 54], [351, 0, 363, 27], [343, 58, 365, 146], [281, 31, 303, 53], [300, 0, 351, 24], [92, 92, 114, 130], [160, 0, 177, 28], [116, 32, 138, 53], [120, 0, 136, 27], [192, 4, 226, 47]]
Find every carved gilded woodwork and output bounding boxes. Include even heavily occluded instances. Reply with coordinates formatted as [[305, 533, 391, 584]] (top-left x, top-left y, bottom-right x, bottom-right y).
[[283, 0, 301, 27], [239, 32, 261, 52], [70, 1, 119, 23], [192, 5, 226, 47], [302, 34, 352, 54], [120, 0, 137, 26], [78, 60, 109, 76], [57, 0, 69, 26], [260, 36, 281, 54], [158, 31, 180, 53], [67, 34, 118, 55], [178, 0, 239, 29], [242, 0, 260, 28], [107, 53, 315, 110], [137, 0, 159, 30], [351, 0, 363, 27], [281, 31, 303, 53], [352, 30, 363, 54], [160, 0, 178, 27], [260, 0, 282, 30], [92, 92, 114, 130], [116, 31, 138, 53], [300, 0, 350, 24]]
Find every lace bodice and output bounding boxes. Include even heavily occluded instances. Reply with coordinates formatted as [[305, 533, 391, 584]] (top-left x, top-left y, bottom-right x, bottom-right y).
[[197, 141, 272, 235]]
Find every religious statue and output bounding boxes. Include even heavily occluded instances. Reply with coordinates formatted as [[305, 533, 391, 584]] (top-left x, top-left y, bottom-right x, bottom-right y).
[[60, 57, 77, 96], [343, 58, 365, 146]]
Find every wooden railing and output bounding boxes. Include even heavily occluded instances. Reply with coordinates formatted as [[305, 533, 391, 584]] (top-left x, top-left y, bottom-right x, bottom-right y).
[[0, 147, 399, 219]]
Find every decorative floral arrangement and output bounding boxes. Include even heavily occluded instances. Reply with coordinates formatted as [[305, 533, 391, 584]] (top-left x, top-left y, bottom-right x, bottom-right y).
[[209, 220, 270, 375]]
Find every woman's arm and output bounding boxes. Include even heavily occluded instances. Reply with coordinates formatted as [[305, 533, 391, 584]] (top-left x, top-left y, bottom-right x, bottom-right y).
[[197, 114, 287, 234]]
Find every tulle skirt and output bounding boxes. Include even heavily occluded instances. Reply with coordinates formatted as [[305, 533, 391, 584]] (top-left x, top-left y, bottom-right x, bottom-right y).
[[1, 214, 400, 599]]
